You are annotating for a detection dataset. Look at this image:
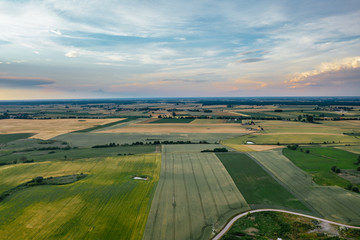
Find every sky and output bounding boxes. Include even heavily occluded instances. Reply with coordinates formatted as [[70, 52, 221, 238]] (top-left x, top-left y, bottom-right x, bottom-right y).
[[0, 0, 360, 100]]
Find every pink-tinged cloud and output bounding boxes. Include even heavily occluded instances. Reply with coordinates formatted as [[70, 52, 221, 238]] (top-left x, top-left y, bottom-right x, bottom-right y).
[[286, 56, 360, 89]]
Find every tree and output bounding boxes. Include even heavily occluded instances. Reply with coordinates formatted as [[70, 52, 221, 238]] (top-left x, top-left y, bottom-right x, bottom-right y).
[[335, 168, 341, 173], [305, 150, 310, 154], [306, 115, 314, 123], [356, 155, 360, 165], [34, 176, 44, 184], [20, 156, 27, 163], [331, 166, 337, 172]]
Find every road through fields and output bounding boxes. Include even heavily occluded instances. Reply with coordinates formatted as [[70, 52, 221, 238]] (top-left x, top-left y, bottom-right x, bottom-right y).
[[212, 208, 360, 240]]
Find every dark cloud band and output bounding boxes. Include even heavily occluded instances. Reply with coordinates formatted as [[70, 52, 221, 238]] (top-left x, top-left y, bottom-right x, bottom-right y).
[[0, 77, 55, 88]]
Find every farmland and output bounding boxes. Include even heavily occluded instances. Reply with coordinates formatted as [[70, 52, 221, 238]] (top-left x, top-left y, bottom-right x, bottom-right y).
[[283, 147, 360, 188], [53, 132, 242, 148], [0, 143, 156, 165], [0, 133, 34, 144], [143, 149, 249, 240], [0, 154, 161, 240], [0, 119, 124, 139], [217, 153, 310, 212], [250, 150, 360, 225], [0, 98, 360, 239], [97, 123, 250, 134], [223, 133, 360, 145]]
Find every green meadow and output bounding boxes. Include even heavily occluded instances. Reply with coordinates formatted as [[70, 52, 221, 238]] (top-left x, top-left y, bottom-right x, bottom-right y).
[[0, 154, 161, 240]]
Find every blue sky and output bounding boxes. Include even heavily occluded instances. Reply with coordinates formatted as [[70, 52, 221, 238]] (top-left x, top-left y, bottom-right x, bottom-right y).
[[0, 0, 359, 99]]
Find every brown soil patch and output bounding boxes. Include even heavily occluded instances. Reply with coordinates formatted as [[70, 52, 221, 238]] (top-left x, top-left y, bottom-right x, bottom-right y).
[[0, 118, 124, 140], [99, 123, 251, 134], [244, 227, 259, 236]]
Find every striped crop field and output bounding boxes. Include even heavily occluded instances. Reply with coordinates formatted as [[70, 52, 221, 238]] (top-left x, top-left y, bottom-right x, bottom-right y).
[[0, 154, 161, 240], [143, 148, 250, 240], [250, 150, 360, 226], [216, 153, 310, 212]]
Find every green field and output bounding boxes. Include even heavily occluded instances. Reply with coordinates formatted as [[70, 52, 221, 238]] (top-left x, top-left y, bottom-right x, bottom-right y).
[[283, 147, 360, 188], [250, 150, 360, 225], [224, 133, 359, 145], [161, 144, 231, 153], [0, 144, 156, 165], [0, 133, 34, 144], [150, 118, 194, 123], [216, 153, 309, 212], [143, 150, 249, 240], [0, 154, 161, 240], [53, 132, 242, 148]]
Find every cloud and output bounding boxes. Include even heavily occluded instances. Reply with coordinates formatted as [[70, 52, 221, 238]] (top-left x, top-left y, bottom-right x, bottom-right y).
[[237, 58, 265, 63], [0, 76, 56, 88], [286, 56, 360, 88], [65, 50, 80, 58]]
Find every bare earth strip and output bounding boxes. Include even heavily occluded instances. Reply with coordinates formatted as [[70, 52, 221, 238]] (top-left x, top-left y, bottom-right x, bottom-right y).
[[143, 147, 250, 240], [99, 124, 250, 134], [249, 150, 360, 226], [213, 209, 360, 240], [0, 119, 124, 139]]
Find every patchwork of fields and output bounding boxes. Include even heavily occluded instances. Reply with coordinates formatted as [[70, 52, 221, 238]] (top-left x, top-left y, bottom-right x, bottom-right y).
[[250, 150, 360, 225], [143, 148, 249, 240], [0, 154, 161, 240], [283, 147, 360, 188], [53, 132, 242, 148], [0, 119, 124, 139], [0, 112, 359, 240], [224, 133, 360, 145], [217, 153, 310, 212]]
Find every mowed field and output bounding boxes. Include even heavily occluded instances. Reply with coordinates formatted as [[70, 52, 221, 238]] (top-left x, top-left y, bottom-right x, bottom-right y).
[[98, 123, 250, 134], [0, 119, 124, 139], [250, 150, 360, 226], [143, 146, 250, 240], [0, 154, 161, 240], [256, 120, 360, 134], [224, 133, 359, 145], [216, 153, 310, 212]]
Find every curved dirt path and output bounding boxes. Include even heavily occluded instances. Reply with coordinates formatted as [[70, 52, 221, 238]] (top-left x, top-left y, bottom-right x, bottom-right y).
[[212, 208, 360, 240]]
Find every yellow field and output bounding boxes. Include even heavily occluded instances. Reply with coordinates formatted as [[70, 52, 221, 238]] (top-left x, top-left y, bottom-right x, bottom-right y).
[[0, 118, 124, 139], [255, 120, 360, 134], [99, 123, 251, 134], [223, 143, 284, 152], [0, 154, 161, 240]]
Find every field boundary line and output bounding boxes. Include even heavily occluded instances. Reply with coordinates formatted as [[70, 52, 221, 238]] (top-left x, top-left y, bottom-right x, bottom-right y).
[[246, 152, 322, 217], [212, 208, 360, 240]]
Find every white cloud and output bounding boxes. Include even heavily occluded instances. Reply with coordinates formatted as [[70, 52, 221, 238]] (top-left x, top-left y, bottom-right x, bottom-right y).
[[65, 50, 80, 58]]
